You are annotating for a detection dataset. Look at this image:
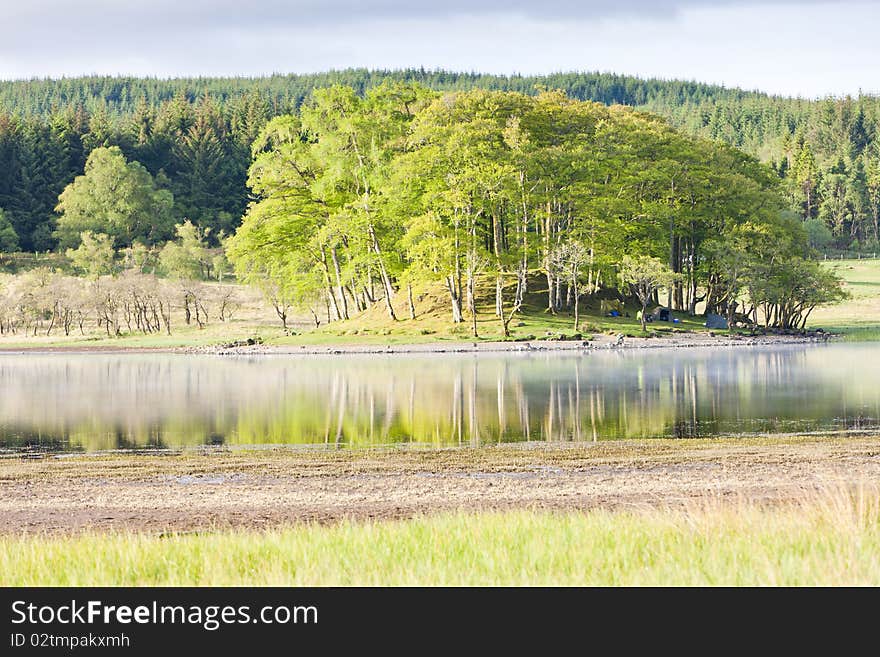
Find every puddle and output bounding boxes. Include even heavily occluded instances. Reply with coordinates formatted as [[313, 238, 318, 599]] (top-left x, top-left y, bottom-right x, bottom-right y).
[[164, 474, 248, 485]]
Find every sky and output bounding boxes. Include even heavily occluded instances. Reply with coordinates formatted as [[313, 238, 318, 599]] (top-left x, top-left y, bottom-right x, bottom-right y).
[[0, 1, 877, 98]]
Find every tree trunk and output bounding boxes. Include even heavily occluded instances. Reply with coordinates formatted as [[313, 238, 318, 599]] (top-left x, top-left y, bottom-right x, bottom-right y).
[[319, 247, 342, 321], [466, 272, 478, 338], [546, 271, 556, 314], [454, 222, 463, 309], [446, 276, 464, 324], [667, 213, 675, 309], [492, 209, 505, 320], [347, 285, 363, 311], [330, 246, 349, 320], [368, 223, 397, 320], [364, 271, 376, 303], [46, 307, 56, 337]]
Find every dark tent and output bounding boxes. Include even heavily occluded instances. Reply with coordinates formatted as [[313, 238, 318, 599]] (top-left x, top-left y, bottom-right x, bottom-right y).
[[705, 313, 728, 329], [651, 306, 672, 322]]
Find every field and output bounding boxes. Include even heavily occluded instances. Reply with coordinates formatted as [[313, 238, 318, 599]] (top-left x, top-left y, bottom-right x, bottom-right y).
[[3, 434, 880, 585], [0, 270, 714, 350], [3, 492, 880, 586], [812, 257, 880, 340], [270, 281, 713, 347], [0, 278, 288, 350], [286, 257, 880, 345]]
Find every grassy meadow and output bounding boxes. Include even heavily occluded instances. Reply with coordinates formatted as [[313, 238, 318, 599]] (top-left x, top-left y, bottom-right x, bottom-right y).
[[4, 488, 880, 586], [812, 257, 880, 340]]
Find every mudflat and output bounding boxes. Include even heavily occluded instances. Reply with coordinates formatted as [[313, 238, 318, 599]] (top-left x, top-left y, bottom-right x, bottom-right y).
[[2, 435, 879, 534]]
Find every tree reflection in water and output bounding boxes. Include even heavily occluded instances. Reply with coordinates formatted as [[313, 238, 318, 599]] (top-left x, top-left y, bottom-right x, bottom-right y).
[[0, 344, 877, 453]]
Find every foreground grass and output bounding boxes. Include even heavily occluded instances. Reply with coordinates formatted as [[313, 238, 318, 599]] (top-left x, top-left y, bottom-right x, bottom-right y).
[[268, 281, 715, 347], [4, 490, 880, 586]]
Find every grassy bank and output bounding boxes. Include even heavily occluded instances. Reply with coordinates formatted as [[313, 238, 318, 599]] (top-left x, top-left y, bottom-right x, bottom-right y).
[[1, 259, 876, 350], [3, 489, 880, 585], [299, 257, 876, 345]]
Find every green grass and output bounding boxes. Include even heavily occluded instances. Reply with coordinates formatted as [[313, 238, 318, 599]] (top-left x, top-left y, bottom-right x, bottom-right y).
[[5, 490, 880, 586], [261, 259, 874, 345], [814, 258, 880, 339], [267, 281, 712, 347], [279, 261, 880, 346]]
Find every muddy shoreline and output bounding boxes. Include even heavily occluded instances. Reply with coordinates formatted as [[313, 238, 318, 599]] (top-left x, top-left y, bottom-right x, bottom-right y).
[[198, 332, 834, 355], [0, 331, 837, 356], [2, 435, 877, 535]]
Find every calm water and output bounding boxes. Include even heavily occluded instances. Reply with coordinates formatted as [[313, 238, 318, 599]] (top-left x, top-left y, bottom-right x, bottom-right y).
[[1, 343, 879, 453]]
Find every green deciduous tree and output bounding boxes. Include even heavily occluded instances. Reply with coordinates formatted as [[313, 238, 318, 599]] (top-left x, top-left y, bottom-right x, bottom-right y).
[[158, 220, 212, 280], [222, 82, 843, 334], [65, 231, 116, 279], [618, 255, 678, 331], [227, 82, 432, 324], [55, 146, 174, 249]]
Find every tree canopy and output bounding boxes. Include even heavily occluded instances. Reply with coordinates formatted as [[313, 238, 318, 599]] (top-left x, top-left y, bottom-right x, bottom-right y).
[[1, 69, 880, 253], [227, 84, 838, 331], [54, 146, 174, 248]]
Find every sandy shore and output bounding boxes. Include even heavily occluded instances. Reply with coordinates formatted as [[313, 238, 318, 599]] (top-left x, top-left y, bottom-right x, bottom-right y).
[[2, 435, 877, 535]]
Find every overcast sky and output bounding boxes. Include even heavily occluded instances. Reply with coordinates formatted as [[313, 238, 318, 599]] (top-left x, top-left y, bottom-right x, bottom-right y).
[[0, 1, 877, 97]]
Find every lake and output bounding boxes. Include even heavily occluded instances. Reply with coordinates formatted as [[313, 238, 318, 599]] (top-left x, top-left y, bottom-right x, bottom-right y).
[[1, 343, 878, 453]]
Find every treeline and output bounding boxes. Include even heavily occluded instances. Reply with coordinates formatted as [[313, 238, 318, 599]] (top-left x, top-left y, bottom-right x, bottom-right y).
[[0, 70, 763, 118], [663, 96, 880, 248], [3, 69, 879, 254], [227, 83, 845, 334], [0, 216, 241, 337]]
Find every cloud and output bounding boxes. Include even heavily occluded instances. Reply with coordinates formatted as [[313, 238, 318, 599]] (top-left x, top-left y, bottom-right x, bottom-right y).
[[1, 1, 841, 33], [0, 0, 842, 64], [0, 0, 874, 98]]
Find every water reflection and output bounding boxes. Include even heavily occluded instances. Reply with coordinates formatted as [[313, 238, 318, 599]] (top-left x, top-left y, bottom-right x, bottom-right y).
[[1, 344, 879, 453]]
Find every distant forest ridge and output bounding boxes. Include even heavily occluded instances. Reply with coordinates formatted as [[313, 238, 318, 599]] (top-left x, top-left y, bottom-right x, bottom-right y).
[[0, 69, 777, 115], [1, 69, 878, 252]]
